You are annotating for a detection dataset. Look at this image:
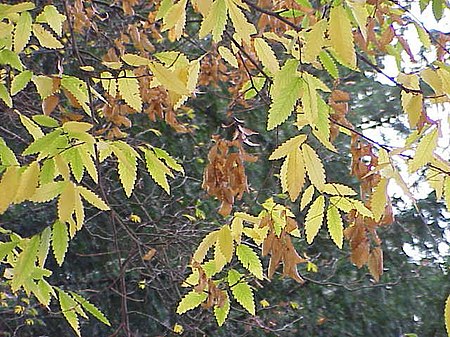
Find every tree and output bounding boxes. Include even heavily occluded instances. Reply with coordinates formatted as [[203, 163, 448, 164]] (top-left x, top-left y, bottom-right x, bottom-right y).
[[0, 0, 449, 336]]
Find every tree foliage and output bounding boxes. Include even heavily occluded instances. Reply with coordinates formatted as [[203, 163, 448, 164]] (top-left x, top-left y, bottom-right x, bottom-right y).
[[0, 0, 450, 335]]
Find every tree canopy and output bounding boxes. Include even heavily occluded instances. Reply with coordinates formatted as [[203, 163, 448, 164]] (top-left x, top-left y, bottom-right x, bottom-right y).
[[0, 0, 450, 336]]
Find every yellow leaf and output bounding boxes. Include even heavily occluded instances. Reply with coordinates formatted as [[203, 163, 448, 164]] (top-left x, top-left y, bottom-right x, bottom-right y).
[[302, 19, 327, 64], [14, 161, 40, 203], [193, 231, 218, 263], [74, 189, 84, 230], [427, 168, 444, 200], [285, 149, 305, 202], [260, 299, 270, 308], [32, 24, 63, 49], [230, 216, 243, 244], [121, 54, 150, 66], [302, 144, 325, 189], [58, 181, 76, 222], [162, 0, 187, 41], [173, 323, 184, 334], [218, 46, 238, 68], [0, 167, 20, 214], [217, 225, 233, 262], [149, 62, 189, 95], [117, 70, 142, 112], [199, 0, 227, 42], [444, 176, 450, 213], [300, 185, 315, 211], [305, 195, 325, 244], [269, 134, 307, 160], [346, 0, 368, 41], [445, 294, 450, 337], [322, 183, 357, 196], [253, 37, 279, 73], [421, 68, 443, 95], [328, 6, 356, 69], [226, 0, 256, 44], [408, 128, 438, 173]]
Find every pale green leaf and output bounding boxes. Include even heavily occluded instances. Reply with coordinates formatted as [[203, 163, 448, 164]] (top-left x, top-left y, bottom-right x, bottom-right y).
[[305, 195, 325, 244], [14, 11, 32, 52], [193, 231, 218, 263], [302, 143, 325, 189], [302, 19, 327, 64], [11, 236, 39, 292], [319, 50, 339, 79], [58, 289, 81, 337], [408, 128, 438, 173], [253, 37, 279, 73], [218, 46, 238, 68], [32, 23, 63, 49], [70, 292, 111, 326], [0, 138, 19, 166], [267, 59, 302, 130], [199, 0, 227, 42], [226, 0, 256, 44], [77, 185, 110, 210], [111, 141, 138, 197], [236, 244, 263, 279], [31, 181, 64, 202], [0, 49, 23, 70], [52, 220, 69, 266], [153, 147, 184, 173], [176, 289, 208, 314], [329, 6, 356, 69], [19, 113, 44, 140], [36, 5, 66, 37], [32, 75, 55, 99], [38, 227, 51, 267], [33, 115, 59, 128], [0, 83, 12, 108]]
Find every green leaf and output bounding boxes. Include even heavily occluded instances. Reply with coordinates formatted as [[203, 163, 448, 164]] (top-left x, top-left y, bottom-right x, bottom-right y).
[[31, 181, 64, 202], [70, 292, 111, 326], [228, 269, 255, 315], [214, 290, 230, 326], [11, 70, 33, 96], [0, 49, 23, 70], [117, 69, 142, 111], [111, 141, 138, 197], [58, 289, 81, 337], [319, 50, 339, 79], [33, 114, 59, 128], [199, 0, 227, 42], [0, 138, 19, 166], [52, 220, 69, 266], [14, 11, 32, 52], [0, 83, 12, 108], [143, 147, 172, 193], [176, 289, 208, 314], [236, 244, 263, 279], [61, 76, 90, 115], [326, 205, 343, 248], [34, 279, 54, 307], [267, 59, 302, 130], [305, 195, 325, 244], [0, 241, 17, 261], [77, 185, 110, 210], [35, 5, 66, 37], [38, 226, 51, 267], [11, 236, 39, 292]]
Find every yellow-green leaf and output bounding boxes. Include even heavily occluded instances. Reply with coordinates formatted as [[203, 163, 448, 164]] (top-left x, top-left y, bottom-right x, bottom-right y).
[[117, 69, 142, 112], [214, 290, 230, 326], [77, 186, 109, 211], [70, 292, 111, 326], [58, 181, 76, 222], [225, 0, 256, 44], [327, 205, 343, 248], [193, 231, 218, 263], [11, 70, 33, 96], [302, 19, 327, 64], [35, 5, 66, 37], [143, 148, 172, 193], [0, 83, 12, 108], [61, 76, 90, 115], [285, 148, 305, 201], [322, 183, 357, 196], [199, 0, 227, 42], [269, 134, 307, 160], [58, 290, 81, 337], [149, 62, 189, 95], [0, 166, 20, 214], [370, 178, 388, 221], [267, 59, 302, 130], [11, 236, 39, 292], [176, 289, 208, 314], [253, 37, 279, 73], [302, 143, 325, 189], [121, 54, 150, 67], [328, 6, 356, 69], [236, 244, 263, 279], [445, 294, 450, 337], [300, 184, 315, 211], [305, 195, 325, 244], [218, 46, 238, 68], [408, 128, 438, 173], [31, 181, 64, 202], [14, 161, 39, 203], [52, 220, 68, 266], [217, 225, 233, 263], [14, 11, 32, 52], [32, 23, 63, 49], [228, 269, 255, 315]]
